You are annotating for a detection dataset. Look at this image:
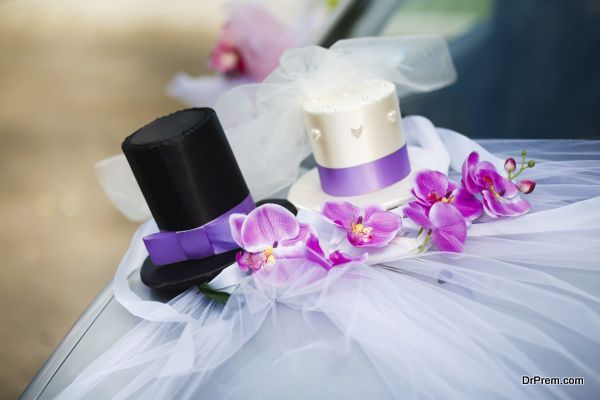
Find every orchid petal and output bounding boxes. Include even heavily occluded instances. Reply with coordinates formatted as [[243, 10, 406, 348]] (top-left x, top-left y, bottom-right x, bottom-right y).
[[447, 180, 459, 194], [477, 161, 496, 171], [431, 228, 466, 253], [305, 234, 330, 269], [429, 202, 467, 252], [359, 206, 402, 247], [347, 233, 363, 247], [305, 233, 364, 270], [328, 251, 353, 266], [274, 241, 306, 260], [412, 170, 450, 203], [229, 213, 246, 248], [236, 251, 264, 271], [403, 201, 432, 229], [329, 250, 366, 267], [322, 201, 363, 230], [282, 222, 311, 246], [363, 206, 402, 233], [482, 191, 531, 218], [240, 204, 299, 252], [474, 169, 518, 198], [410, 188, 430, 207], [306, 233, 325, 258], [451, 188, 483, 221], [236, 251, 248, 271], [489, 169, 519, 198], [461, 151, 481, 194], [222, 2, 298, 81]]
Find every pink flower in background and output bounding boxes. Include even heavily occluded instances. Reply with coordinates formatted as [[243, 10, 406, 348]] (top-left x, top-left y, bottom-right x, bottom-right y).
[[404, 202, 467, 253], [230, 204, 308, 272], [210, 3, 300, 81], [209, 37, 244, 75], [305, 234, 365, 270], [461, 152, 530, 218], [411, 170, 482, 222], [322, 201, 402, 248]]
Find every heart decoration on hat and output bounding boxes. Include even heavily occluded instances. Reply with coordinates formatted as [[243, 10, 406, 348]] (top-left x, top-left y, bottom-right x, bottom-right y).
[[289, 79, 417, 209]]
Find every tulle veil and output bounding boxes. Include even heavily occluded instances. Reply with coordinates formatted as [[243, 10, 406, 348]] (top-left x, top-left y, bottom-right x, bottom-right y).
[[62, 37, 600, 399]]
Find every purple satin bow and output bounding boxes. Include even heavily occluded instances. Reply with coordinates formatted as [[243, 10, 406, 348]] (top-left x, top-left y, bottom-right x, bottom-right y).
[[143, 195, 255, 266], [317, 145, 410, 196]]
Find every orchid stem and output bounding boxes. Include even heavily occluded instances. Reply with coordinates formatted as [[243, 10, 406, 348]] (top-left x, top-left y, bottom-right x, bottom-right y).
[[416, 227, 424, 237], [509, 150, 532, 180], [510, 166, 526, 180], [417, 231, 431, 253]]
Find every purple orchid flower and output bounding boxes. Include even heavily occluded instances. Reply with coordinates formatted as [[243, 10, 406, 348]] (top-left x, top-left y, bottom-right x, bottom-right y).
[[305, 234, 365, 270], [229, 204, 309, 272], [404, 201, 467, 253], [411, 170, 482, 222], [462, 152, 530, 218], [321, 201, 402, 248], [461, 152, 498, 195]]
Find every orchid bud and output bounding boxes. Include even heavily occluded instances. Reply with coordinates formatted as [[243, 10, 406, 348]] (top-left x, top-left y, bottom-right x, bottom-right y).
[[527, 160, 536, 168], [518, 179, 536, 194], [504, 157, 517, 173], [521, 149, 527, 157]]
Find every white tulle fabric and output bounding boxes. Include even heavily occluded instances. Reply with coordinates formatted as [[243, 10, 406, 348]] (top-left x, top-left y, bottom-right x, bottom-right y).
[[57, 127, 600, 399], [95, 155, 150, 223]]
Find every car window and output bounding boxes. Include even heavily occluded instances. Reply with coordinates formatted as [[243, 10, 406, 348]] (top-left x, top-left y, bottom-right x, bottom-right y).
[[383, 0, 493, 39], [363, 0, 600, 139]]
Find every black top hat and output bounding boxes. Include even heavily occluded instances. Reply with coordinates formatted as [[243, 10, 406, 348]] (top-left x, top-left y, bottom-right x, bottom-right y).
[[122, 108, 296, 292]]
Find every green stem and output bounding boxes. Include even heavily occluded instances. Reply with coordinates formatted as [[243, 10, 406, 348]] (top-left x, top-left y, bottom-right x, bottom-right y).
[[416, 227, 424, 237], [418, 231, 432, 253], [510, 151, 528, 180], [510, 165, 527, 180], [327, 0, 340, 10]]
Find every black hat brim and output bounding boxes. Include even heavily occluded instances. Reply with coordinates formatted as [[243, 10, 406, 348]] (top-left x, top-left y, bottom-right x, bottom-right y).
[[140, 198, 297, 293]]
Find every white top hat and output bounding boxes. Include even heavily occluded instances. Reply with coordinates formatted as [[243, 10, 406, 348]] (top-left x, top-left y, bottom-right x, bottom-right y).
[[288, 79, 415, 210], [210, 36, 456, 207]]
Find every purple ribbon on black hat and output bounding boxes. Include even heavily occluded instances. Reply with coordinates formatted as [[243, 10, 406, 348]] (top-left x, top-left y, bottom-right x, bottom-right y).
[[143, 195, 254, 266]]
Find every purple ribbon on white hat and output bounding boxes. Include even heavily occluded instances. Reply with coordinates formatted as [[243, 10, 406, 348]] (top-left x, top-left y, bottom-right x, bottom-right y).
[[143, 195, 254, 266], [317, 145, 411, 197]]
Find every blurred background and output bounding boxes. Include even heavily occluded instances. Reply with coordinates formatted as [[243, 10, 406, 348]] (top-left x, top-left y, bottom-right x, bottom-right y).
[[0, 1, 222, 397], [1, 0, 599, 397]]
